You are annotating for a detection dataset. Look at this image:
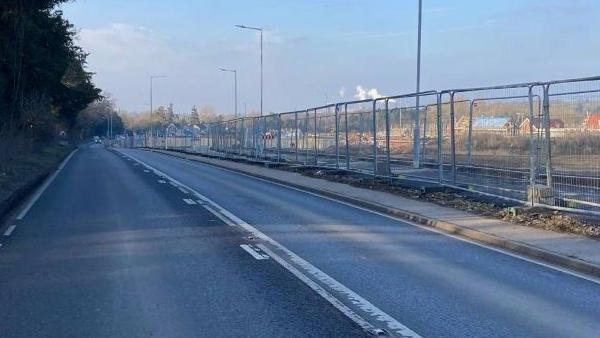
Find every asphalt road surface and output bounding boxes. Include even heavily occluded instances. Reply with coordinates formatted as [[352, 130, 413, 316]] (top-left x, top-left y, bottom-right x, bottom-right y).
[[1, 144, 600, 337], [0, 144, 364, 338]]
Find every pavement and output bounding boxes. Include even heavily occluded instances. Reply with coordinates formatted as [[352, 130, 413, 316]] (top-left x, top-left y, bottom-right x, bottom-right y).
[[0, 144, 365, 338], [150, 148, 600, 273], [115, 147, 600, 337]]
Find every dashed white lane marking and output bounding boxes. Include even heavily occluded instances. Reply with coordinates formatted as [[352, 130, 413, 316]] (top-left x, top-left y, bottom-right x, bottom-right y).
[[3, 225, 17, 237], [143, 169, 150, 173], [185, 154, 600, 287], [118, 149, 420, 337], [178, 187, 189, 194], [240, 244, 269, 260], [17, 149, 78, 220], [158, 180, 167, 184], [182, 198, 197, 205], [169, 181, 179, 188]]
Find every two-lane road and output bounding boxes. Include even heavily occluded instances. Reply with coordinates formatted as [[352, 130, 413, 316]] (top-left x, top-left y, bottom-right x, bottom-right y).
[[118, 148, 600, 337], [1, 144, 600, 337], [0, 144, 364, 337]]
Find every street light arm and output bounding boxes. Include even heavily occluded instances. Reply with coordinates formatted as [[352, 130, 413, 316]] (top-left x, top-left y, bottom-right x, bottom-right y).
[[235, 24, 262, 31]]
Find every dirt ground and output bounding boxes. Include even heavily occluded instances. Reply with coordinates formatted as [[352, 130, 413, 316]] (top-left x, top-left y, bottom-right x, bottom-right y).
[[297, 167, 600, 239], [0, 145, 72, 204]]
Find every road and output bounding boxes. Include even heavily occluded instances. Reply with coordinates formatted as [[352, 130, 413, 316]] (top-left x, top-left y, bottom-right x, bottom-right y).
[[0, 144, 364, 338], [2, 144, 600, 337]]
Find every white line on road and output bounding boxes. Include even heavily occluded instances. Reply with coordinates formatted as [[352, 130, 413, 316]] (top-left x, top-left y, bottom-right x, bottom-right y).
[[169, 181, 179, 188], [118, 149, 420, 337], [178, 187, 189, 194], [189, 156, 600, 286], [16, 149, 78, 220], [182, 198, 197, 205], [240, 244, 269, 260], [258, 244, 389, 336], [158, 180, 167, 184], [3, 225, 17, 237], [143, 169, 150, 173]]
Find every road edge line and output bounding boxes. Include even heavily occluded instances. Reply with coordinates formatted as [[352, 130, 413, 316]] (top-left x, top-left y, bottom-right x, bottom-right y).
[[117, 148, 420, 338], [16, 148, 78, 220], [147, 148, 600, 280]]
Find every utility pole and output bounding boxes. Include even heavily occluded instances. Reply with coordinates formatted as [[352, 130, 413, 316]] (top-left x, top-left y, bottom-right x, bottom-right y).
[[219, 68, 238, 118], [413, 0, 423, 168], [236, 25, 263, 116]]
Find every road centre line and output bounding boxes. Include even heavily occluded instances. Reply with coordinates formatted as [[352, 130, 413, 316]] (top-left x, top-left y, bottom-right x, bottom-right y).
[[240, 244, 269, 260], [3, 225, 17, 237], [182, 153, 600, 286], [117, 149, 420, 338]]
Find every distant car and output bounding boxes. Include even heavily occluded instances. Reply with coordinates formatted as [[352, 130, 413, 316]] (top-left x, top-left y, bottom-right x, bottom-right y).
[[94, 136, 101, 144]]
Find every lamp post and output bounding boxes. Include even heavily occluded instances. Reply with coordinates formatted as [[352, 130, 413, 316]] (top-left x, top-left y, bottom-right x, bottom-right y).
[[150, 75, 166, 147], [219, 68, 238, 119], [235, 24, 263, 116], [413, 0, 423, 168]]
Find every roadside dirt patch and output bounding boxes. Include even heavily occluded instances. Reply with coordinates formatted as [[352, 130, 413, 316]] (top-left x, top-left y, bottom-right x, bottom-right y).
[[297, 168, 600, 239]]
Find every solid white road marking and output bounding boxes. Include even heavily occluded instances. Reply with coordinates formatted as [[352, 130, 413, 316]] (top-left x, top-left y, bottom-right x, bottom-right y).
[[3, 225, 17, 237], [240, 244, 269, 260], [258, 244, 391, 336], [186, 155, 600, 286], [182, 198, 197, 205], [118, 149, 420, 337], [17, 149, 78, 220]]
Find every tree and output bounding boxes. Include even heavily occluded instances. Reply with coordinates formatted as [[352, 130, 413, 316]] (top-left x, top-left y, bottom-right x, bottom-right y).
[[75, 95, 123, 140], [190, 106, 200, 125], [0, 0, 101, 140], [166, 103, 175, 124]]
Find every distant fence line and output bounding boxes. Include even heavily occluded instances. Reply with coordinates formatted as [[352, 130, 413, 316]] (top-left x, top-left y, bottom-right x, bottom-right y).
[[125, 75, 600, 216]]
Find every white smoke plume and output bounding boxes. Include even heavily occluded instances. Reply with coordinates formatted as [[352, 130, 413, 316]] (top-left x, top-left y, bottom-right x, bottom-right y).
[[354, 85, 383, 100]]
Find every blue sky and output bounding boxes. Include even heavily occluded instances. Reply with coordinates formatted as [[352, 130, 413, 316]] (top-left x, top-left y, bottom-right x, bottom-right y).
[[61, 0, 600, 115]]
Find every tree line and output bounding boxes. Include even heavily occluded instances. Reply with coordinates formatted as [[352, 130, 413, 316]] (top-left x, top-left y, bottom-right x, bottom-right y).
[[0, 0, 101, 142]]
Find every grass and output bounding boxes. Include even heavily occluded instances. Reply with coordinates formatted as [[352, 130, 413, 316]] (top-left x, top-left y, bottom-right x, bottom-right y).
[[0, 144, 72, 203]]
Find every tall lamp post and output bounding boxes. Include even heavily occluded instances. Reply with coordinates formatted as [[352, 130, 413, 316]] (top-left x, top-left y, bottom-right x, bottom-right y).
[[150, 75, 166, 147], [413, 0, 423, 168], [219, 68, 238, 119], [235, 24, 263, 116]]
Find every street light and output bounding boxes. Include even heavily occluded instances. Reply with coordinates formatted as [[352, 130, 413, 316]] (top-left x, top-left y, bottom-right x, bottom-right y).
[[235, 24, 263, 116], [413, 0, 423, 168], [150, 75, 166, 147], [219, 68, 238, 119]]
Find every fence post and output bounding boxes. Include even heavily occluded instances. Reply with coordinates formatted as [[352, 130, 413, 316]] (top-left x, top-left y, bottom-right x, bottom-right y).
[[305, 110, 309, 165], [335, 104, 340, 169], [468, 100, 474, 166], [295, 112, 299, 162], [450, 92, 457, 184], [345, 103, 350, 170], [527, 86, 537, 206], [372, 100, 378, 178], [437, 93, 443, 184], [277, 114, 282, 163], [314, 108, 318, 165], [385, 99, 391, 179], [543, 84, 553, 189]]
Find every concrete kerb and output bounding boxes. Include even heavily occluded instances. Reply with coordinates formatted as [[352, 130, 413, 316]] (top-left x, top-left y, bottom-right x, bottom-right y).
[[143, 148, 600, 279]]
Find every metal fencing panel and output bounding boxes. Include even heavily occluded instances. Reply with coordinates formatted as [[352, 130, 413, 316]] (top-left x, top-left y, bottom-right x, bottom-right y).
[[545, 78, 600, 213], [142, 75, 600, 216]]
